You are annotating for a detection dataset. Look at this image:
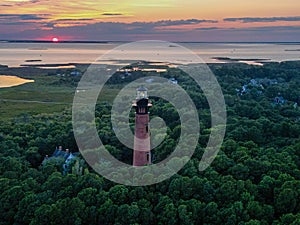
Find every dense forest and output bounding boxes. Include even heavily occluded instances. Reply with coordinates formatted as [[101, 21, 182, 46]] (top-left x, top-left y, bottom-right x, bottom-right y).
[[0, 61, 300, 224]]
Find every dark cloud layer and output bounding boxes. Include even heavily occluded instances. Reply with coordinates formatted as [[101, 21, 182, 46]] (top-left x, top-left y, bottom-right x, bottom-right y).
[[139, 19, 218, 26], [224, 16, 300, 23], [42, 18, 218, 33], [1, 18, 299, 42], [195, 27, 220, 30], [0, 14, 49, 22], [55, 18, 94, 22], [102, 13, 124, 16]]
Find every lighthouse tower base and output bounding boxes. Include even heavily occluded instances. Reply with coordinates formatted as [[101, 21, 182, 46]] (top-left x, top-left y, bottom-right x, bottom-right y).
[[133, 114, 151, 166]]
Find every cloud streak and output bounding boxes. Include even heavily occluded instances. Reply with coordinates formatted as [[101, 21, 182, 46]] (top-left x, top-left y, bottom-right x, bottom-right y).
[[128, 19, 218, 29], [0, 13, 49, 22], [102, 13, 124, 16], [195, 27, 220, 30], [224, 16, 300, 23]]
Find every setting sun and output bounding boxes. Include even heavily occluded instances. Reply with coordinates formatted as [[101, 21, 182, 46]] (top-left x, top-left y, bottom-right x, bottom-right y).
[[52, 37, 59, 42]]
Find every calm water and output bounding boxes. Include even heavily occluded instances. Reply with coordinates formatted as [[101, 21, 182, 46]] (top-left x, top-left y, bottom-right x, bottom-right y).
[[0, 42, 299, 67]]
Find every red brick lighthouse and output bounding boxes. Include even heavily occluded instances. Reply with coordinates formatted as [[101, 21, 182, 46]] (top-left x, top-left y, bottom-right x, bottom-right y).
[[132, 86, 152, 166]]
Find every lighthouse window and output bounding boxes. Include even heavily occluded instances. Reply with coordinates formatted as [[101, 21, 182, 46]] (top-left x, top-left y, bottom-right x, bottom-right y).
[[146, 152, 150, 162], [146, 124, 149, 133]]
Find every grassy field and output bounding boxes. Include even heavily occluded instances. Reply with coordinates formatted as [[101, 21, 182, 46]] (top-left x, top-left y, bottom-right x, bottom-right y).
[[0, 66, 120, 121]]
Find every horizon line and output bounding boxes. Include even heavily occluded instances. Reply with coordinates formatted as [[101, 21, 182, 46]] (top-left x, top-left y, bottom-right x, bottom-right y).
[[1, 40, 300, 44]]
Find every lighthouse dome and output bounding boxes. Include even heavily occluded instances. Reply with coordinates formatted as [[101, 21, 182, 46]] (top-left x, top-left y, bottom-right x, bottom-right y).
[[136, 86, 148, 99]]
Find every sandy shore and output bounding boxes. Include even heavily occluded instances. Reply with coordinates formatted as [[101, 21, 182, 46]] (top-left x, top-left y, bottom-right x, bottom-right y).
[[0, 75, 34, 88]]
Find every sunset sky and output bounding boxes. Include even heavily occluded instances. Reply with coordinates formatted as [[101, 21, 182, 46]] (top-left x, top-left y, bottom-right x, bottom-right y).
[[0, 0, 299, 41]]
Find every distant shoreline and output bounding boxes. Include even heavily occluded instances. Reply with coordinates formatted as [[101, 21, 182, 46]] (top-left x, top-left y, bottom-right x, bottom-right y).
[[1, 59, 300, 69], [1, 40, 300, 44], [0, 40, 111, 44], [0, 75, 34, 88]]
